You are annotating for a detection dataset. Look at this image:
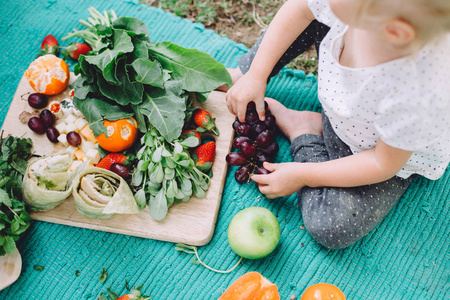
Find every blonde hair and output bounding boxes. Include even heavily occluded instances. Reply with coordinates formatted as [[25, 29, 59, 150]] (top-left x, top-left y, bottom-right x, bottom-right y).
[[363, 0, 450, 44]]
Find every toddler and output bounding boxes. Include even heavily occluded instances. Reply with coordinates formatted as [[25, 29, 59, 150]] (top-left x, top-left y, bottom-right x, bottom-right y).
[[225, 0, 450, 249]]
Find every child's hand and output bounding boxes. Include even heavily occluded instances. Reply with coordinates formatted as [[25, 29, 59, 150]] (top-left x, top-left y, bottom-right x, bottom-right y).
[[226, 71, 267, 122], [251, 162, 304, 198]]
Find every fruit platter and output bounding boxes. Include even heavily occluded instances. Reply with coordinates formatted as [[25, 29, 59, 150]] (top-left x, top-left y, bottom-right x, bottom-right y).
[[0, 8, 236, 247]]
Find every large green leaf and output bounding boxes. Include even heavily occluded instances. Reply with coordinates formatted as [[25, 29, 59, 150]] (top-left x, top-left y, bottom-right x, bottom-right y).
[[102, 55, 121, 84], [73, 96, 134, 137], [113, 17, 149, 37], [132, 36, 150, 60], [85, 29, 134, 72], [97, 57, 144, 106], [73, 75, 98, 100], [148, 41, 231, 93], [75, 55, 96, 77], [140, 81, 186, 142], [130, 58, 164, 88], [132, 103, 147, 133]]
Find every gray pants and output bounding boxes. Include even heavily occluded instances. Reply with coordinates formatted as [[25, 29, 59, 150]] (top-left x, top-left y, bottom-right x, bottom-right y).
[[239, 20, 330, 76], [291, 114, 415, 249], [239, 21, 415, 249]]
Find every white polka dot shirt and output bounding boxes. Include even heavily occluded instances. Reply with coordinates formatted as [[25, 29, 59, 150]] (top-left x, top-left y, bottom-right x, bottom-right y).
[[307, 0, 450, 180]]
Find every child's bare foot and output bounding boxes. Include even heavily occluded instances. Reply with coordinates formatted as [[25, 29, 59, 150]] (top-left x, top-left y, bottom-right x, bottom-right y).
[[265, 98, 323, 142], [216, 68, 244, 92]]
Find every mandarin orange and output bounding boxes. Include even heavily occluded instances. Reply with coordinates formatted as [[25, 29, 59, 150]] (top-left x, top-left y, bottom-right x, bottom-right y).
[[300, 283, 346, 300], [25, 54, 70, 95], [96, 117, 138, 152]]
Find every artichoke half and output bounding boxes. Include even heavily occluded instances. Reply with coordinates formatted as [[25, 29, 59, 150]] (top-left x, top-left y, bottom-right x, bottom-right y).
[[72, 167, 139, 219], [22, 153, 74, 212]]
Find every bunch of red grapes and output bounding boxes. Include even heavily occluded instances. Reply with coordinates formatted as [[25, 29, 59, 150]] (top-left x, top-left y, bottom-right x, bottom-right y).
[[226, 101, 279, 184]]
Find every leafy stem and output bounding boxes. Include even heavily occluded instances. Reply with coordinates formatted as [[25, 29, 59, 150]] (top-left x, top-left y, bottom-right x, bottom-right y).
[[62, 7, 117, 51], [175, 243, 243, 274], [7, 206, 19, 218]]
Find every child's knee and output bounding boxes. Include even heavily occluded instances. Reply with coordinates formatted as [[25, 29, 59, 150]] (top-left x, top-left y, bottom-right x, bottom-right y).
[[303, 219, 362, 249]]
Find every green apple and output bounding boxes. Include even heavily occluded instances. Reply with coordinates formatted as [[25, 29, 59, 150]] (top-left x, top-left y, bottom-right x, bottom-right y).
[[227, 206, 280, 259]]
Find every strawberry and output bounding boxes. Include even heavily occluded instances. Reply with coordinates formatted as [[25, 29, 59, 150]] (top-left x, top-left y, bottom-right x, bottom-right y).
[[104, 286, 150, 300], [96, 153, 127, 170], [192, 141, 216, 172], [40, 34, 59, 56], [117, 290, 150, 300], [117, 295, 135, 300], [63, 42, 92, 60], [192, 108, 219, 136], [116, 286, 150, 300], [117, 294, 149, 300], [182, 129, 201, 141]]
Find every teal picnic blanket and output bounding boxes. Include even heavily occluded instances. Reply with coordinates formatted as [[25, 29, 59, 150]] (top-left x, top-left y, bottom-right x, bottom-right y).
[[0, 0, 449, 299]]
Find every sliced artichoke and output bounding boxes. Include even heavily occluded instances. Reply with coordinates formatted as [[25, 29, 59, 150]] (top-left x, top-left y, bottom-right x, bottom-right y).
[[22, 153, 74, 212], [72, 167, 139, 219]]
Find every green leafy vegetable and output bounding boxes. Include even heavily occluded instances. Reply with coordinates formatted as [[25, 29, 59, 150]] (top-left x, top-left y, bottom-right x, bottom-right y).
[[132, 130, 212, 220], [64, 8, 229, 220], [148, 41, 231, 93], [0, 133, 32, 256], [64, 7, 231, 142], [99, 268, 108, 283], [139, 81, 186, 142], [130, 58, 164, 88]]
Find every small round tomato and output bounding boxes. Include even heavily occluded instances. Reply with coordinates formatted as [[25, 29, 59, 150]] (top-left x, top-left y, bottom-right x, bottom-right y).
[[96, 117, 138, 152], [300, 283, 346, 300]]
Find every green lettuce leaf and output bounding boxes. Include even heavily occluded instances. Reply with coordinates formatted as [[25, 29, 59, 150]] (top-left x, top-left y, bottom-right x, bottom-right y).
[[148, 41, 231, 93], [113, 16, 150, 37], [130, 58, 164, 88], [85, 29, 134, 72], [139, 81, 186, 142]]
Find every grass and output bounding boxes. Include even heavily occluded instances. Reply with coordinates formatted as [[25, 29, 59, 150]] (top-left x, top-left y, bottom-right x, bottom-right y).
[[140, 0, 319, 75]]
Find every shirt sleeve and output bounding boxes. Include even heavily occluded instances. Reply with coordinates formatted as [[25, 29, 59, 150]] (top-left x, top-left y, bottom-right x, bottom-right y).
[[306, 0, 337, 26]]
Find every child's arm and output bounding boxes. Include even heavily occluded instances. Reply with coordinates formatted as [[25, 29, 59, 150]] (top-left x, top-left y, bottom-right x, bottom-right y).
[[226, 0, 315, 122], [252, 139, 414, 198]]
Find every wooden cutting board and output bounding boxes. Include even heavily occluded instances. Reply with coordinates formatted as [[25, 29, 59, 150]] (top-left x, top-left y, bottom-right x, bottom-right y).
[[1, 72, 235, 246], [0, 250, 21, 291]]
